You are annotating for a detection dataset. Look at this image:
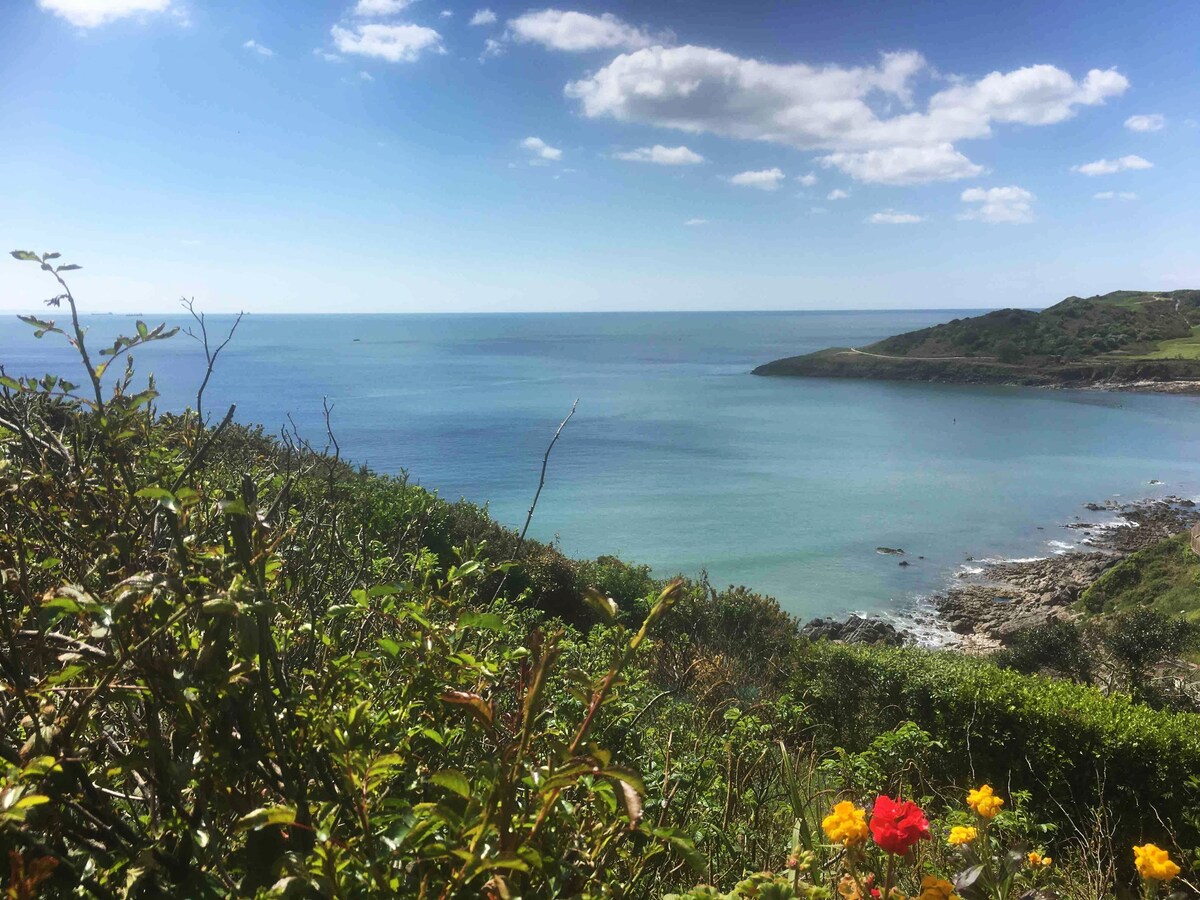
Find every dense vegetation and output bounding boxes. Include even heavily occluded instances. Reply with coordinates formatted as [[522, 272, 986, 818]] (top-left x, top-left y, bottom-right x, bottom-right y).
[[868, 291, 1200, 364], [754, 290, 1200, 385], [2, 252, 1199, 897]]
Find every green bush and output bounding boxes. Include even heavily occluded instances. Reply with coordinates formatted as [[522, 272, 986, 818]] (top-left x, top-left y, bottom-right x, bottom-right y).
[[792, 641, 1200, 849]]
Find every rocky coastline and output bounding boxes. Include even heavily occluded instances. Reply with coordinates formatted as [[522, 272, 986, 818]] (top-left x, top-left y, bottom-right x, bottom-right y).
[[802, 495, 1200, 652]]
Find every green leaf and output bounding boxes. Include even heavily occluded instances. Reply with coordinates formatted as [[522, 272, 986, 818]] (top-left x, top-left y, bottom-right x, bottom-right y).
[[582, 588, 619, 622], [459, 611, 503, 632], [235, 805, 297, 832], [0, 375, 21, 391], [430, 770, 471, 799], [135, 486, 178, 512], [56, 264, 81, 272], [10, 250, 40, 262]]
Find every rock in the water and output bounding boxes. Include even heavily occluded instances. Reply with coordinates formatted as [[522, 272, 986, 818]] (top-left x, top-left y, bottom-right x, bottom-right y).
[[802, 615, 906, 646], [876, 547, 905, 556]]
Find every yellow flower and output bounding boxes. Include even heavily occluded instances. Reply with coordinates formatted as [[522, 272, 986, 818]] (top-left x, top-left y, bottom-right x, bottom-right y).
[[1027, 850, 1052, 867], [823, 800, 869, 846], [947, 826, 978, 846], [917, 876, 956, 900], [966, 784, 1004, 819], [1134, 844, 1180, 882]]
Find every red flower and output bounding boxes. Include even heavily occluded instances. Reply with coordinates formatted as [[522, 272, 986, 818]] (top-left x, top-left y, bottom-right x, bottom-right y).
[[869, 795, 930, 855]]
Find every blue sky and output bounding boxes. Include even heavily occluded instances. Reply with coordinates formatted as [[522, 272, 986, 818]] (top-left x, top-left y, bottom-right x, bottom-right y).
[[1, 0, 1197, 312]]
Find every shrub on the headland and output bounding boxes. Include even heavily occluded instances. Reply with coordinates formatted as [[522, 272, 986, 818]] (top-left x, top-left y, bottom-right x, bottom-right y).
[[2, 251, 1199, 896]]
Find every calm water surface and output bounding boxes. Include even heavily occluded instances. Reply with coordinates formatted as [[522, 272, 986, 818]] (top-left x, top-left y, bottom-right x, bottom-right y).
[[5, 310, 1199, 622]]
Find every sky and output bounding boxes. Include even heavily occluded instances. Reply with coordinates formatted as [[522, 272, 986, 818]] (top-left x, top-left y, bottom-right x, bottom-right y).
[[1, 0, 1198, 313]]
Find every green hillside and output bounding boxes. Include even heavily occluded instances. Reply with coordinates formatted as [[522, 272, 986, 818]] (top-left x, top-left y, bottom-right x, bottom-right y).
[[755, 290, 1200, 387], [869, 290, 1200, 363]]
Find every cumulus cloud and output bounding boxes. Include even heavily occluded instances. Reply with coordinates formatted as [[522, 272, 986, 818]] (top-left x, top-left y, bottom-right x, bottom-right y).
[[470, 8, 497, 25], [614, 144, 704, 165], [959, 185, 1035, 223], [796, 172, 818, 186], [1072, 155, 1152, 176], [819, 144, 983, 185], [480, 38, 504, 60], [440, 9, 453, 17], [508, 9, 659, 51], [314, 48, 343, 62], [729, 168, 785, 190], [331, 23, 444, 62], [566, 48, 1127, 184], [359, 70, 375, 81], [1094, 191, 1138, 201], [1124, 114, 1165, 132], [684, 218, 709, 226], [867, 210, 924, 224], [353, 0, 416, 15], [38, 0, 172, 28], [522, 136, 562, 160], [243, 39, 274, 57], [827, 189, 848, 200]]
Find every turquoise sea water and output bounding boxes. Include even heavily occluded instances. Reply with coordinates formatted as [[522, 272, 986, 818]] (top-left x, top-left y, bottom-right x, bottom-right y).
[[5, 310, 1200, 623]]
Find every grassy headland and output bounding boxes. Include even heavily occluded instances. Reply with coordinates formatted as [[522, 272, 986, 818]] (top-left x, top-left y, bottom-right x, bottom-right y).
[[754, 290, 1200, 391]]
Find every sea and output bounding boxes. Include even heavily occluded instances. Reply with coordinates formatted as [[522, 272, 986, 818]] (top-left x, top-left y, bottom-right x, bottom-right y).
[[5, 309, 1200, 627]]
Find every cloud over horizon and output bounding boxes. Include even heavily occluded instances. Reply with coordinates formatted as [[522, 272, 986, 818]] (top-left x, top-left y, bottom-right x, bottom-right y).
[[959, 185, 1035, 223], [729, 168, 785, 190], [37, 0, 172, 28], [1072, 155, 1152, 176], [567, 48, 1127, 184], [331, 22, 444, 62], [508, 9, 662, 52], [614, 145, 704, 165]]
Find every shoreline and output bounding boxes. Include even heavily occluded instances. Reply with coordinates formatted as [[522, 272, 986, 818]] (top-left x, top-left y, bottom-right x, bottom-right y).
[[805, 495, 1200, 651]]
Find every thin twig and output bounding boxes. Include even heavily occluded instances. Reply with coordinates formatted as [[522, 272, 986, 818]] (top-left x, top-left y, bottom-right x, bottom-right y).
[[520, 399, 577, 543]]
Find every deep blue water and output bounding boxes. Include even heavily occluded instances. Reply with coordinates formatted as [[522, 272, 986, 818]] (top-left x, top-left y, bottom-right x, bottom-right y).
[[5, 309, 1200, 622]]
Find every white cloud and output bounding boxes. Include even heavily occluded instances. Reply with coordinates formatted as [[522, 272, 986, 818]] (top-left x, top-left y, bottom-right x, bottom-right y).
[[827, 188, 848, 200], [243, 39, 274, 57], [314, 48, 343, 62], [440, 10, 453, 18], [614, 145, 704, 165], [331, 23, 444, 62], [567, 48, 1127, 184], [1094, 191, 1138, 201], [480, 38, 504, 60], [1072, 154, 1152, 176], [684, 218, 709, 226], [819, 144, 983, 185], [729, 168, 785, 190], [867, 210, 924, 224], [470, 8, 497, 25], [38, 0, 172, 28], [959, 185, 1035, 223], [359, 70, 375, 81], [1124, 114, 1165, 132], [522, 136, 562, 160], [508, 9, 658, 51], [353, 0, 416, 15], [796, 172, 818, 186]]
